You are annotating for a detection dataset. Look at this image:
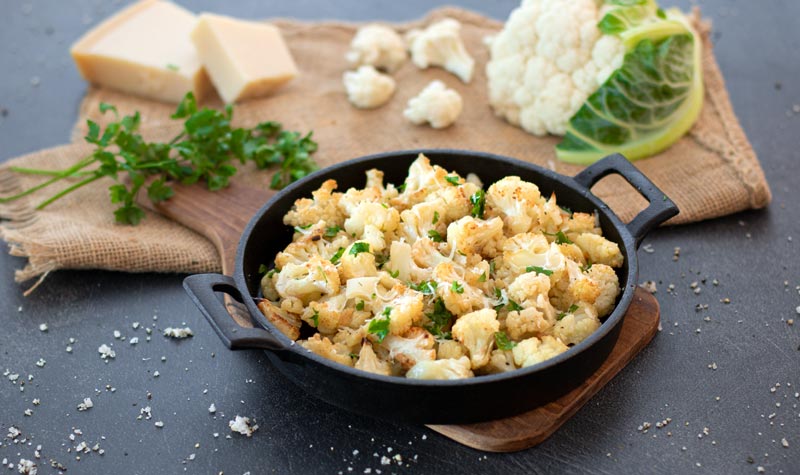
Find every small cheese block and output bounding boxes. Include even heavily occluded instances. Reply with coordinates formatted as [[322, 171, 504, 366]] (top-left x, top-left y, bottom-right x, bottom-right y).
[[70, 0, 210, 103], [191, 13, 298, 104]]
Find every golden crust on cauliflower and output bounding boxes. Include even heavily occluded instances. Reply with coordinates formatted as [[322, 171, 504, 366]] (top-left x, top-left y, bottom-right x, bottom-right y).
[[262, 153, 622, 378]]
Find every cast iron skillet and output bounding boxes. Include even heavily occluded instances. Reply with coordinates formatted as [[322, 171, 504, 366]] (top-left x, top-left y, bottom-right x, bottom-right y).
[[183, 150, 678, 424]]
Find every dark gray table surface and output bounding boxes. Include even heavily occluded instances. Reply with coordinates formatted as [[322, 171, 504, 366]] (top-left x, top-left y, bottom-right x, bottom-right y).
[[1, 1, 798, 474]]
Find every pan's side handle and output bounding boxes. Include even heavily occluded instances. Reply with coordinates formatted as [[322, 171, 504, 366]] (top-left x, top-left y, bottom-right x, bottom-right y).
[[183, 274, 285, 351], [572, 154, 679, 247]]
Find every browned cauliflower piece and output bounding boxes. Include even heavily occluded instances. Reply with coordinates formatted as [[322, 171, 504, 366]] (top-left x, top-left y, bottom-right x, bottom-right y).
[[451, 308, 500, 369], [405, 356, 474, 380], [382, 327, 436, 370], [275, 256, 341, 305], [355, 341, 392, 376], [301, 334, 354, 367], [587, 264, 620, 317], [485, 176, 545, 235], [301, 294, 353, 335], [511, 335, 569, 368], [446, 216, 504, 259], [572, 232, 624, 268], [433, 262, 487, 316], [283, 179, 344, 227], [256, 299, 301, 340]]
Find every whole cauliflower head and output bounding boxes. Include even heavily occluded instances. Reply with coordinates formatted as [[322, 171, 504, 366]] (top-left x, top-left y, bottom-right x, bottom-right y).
[[403, 80, 463, 129], [512, 335, 569, 368], [406, 18, 475, 83], [343, 65, 396, 109], [346, 24, 407, 73], [486, 0, 625, 135], [406, 356, 474, 380], [451, 308, 500, 369]]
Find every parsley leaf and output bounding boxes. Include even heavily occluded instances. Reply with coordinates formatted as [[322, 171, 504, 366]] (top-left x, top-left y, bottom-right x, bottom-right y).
[[432, 211, 439, 225], [451, 281, 464, 294], [330, 247, 345, 264], [355, 300, 365, 311], [507, 299, 524, 312], [557, 304, 580, 321], [427, 230, 444, 242], [324, 225, 341, 237], [526, 265, 553, 276], [580, 259, 593, 273], [425, 298, 453, 339], [311, 310, 319, 328], [258, 264, 268, 274], [3, 92, 319, 224], [294, 223, 313, 233], [469, 189, 485, 218], [368, 310, 391, 343], [478, 272, 487, 282], [388, 269, 400, 278], [494, 332, 517, 351], [445, 175, 460, 186], [409, 280, 437, 295], [349, 242, 370, 255]]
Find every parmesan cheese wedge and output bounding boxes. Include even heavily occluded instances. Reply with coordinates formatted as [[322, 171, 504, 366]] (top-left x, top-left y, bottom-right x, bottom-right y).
[[70, 0, 210, 103], [191, 13, 298, 104]]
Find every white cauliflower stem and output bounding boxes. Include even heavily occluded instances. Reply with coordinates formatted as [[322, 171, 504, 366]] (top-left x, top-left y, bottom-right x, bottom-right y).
[[406, 18, 475, 83], [403, 80, 463, 129], [343, 65, 396, 109], [346, 24, 407, 73]]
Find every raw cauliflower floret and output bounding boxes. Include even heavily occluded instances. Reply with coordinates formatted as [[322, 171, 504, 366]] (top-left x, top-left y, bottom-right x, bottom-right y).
[[406, 356, 474, 380], [346, 24, 407, 73], [380, 285, 425, 336], [403, 80, 463, 129], [447, 216, 504, 259], [339, 242, 378, 280], [512, 335, 569, 368], [485, 176, 546, 235], [551, 304, 601, 346], [451, 308, 500, 369], [406, 18, 475, 83], [382, 327, 436, 370], [587, 263, 620, 317], [283, 179, 344, 227], [486, 0, 625, 135], [355, 341, 392, 376], [343, 65, 396, 109], [573, 232, 624, 268], [301, 294, 352, 335], [302, 334, 354, 367], [433, 262, 486, 316], [275, 256, 340, 304]]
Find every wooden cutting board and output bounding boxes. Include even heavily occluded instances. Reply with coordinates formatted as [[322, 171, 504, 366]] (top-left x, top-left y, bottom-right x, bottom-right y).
[[146, 181, 661, 452]]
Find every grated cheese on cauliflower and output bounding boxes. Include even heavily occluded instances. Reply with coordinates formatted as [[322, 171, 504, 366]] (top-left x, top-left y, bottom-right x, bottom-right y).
[[261, 153, 623, 379]]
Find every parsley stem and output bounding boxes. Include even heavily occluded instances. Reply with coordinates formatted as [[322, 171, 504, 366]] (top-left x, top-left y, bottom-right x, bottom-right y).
[[35, 173, 103, 210], [8, 167, 95, 178], [1, 157, 97, 203]]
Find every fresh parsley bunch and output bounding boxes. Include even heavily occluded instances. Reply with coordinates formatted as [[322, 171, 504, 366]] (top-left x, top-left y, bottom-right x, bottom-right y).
[[1, 92, 318, 225]]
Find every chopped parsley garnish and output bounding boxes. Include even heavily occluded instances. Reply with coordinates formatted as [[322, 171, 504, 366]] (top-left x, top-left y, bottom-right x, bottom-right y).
[[494, 332, 517, 351], [349, 242, 370, 255], [380, 203, 389, 209], [559, 205, 573, 216], [398, 182, 407, 192], [409, 280, 437, 295], [493, 287, 507, 311], [427, 230, 444, 242], [266, 269, 277, 278], [489, 260, 496, 276], [425, 298, 453, 339], [368, 314, 391, 343], [451, 281, 464, 294], [469, 189, 486, 219], [355, 300, 365, 311], [445, 175, 460, 186], [166, 63, 180, 71], [311, 310, 319, 328], [324, 225, 341, 237], [554, 231, 572, 245], [478, 271, 487, 282], [526, 265, 553, 276], [293, 223, 313, 233], [388, 269, 400, 278], [258, 264, 268, 274], [580, 259, 593, 273], [374, 253, 389, 269], [330, 247, 345, 264], [557, 304, 580, 321], [507, 299, 524, 312], [432, 211, 439, 225]]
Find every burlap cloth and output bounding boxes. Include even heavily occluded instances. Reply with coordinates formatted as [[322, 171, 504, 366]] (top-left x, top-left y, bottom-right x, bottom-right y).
[[0, 7, 771, 288]]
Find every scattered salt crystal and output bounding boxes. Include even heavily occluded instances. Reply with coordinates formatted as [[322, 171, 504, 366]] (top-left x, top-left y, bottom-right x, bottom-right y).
[[77, 397, 93, 411], [38, 324, 48, 332], [98, 344, 115, 360], [154, 421, 164, 428], [208, 403, 216, 414]]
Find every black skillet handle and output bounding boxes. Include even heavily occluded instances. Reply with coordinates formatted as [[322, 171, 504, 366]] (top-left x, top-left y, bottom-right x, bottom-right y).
[[572, 154, 679, 248], [183, 274, 285, 351]]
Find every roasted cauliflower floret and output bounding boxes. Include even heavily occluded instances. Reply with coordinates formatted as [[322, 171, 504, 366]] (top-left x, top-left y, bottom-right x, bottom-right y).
[[405, 18, 475, 83], [436, 340, 467, 360], [447, 216, 504, 259], [386, 240, 429, 282], [398, 199, 446, 244], [573, 232, 624, 268], [301, 334, 354, 367], [506, 307, 552, 340], [275, 232, 351, 269], [552, 305, 601, 346], [451, 308, 500, 369], [564, 212, 599, 235], [340, 242, 378, 280], [283, 179, 344, 227], [346, 24, 407, 73], [433, 262, 486, 316], [301, 294, 352, 335], [411, 238, 451, 273], [512, 335, 569, 368], [275, 256, 340, 304], [485, 176, 545, 235], [405, 356, 474, 380], [382, 327, 436, 370], [479, 349, 517, 375], [587, 264, 620, 317], [539, 195, 566, 234], [256, 299, 301, 340], [355, 341, 392, 376], [393, 154, 455, 208], [425, 181, 480, 223], [380, 285, 425, 336], [499, 233, 565, 279], [345, 202, 400, 237]]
